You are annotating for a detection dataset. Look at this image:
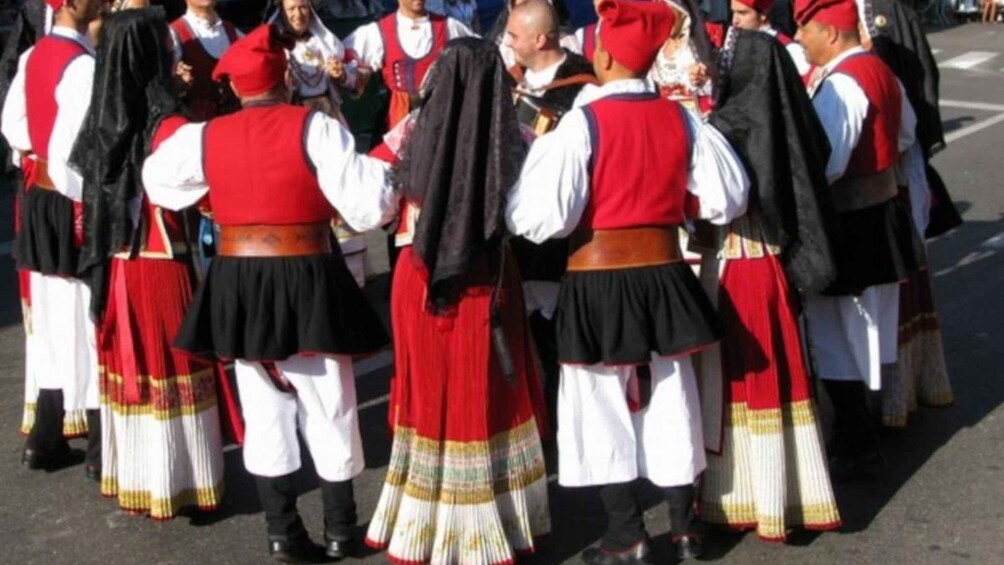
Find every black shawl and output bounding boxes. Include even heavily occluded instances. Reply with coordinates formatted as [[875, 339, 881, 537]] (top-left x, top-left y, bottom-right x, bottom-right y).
[[68, 7, 180, 319], [870, 0, 962, 238], [709, 29, 837, 293], [397, 37, 526, 308]]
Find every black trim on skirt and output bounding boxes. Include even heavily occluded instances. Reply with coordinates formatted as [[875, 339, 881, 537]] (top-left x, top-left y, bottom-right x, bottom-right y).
[[556, 262, 723, 365], [823, 196, 922, 296], [15, 187, 78, 277], [174, 249, 389, 361]]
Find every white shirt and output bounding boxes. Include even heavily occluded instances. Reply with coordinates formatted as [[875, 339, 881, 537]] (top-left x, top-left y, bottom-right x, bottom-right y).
[[811, 46, 917, 184], [343, 11, 475, 70], [170, 10, 244, 62], [763, 26, 812, 78], [1, 26, 95, 202], [520, 54, 566, 95], [142, 111, 398, 233], [506, 79, 750, 244]]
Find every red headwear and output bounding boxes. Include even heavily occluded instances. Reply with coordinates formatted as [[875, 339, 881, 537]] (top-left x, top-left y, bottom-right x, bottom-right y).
[[734, 0, 775, 13], [212, 24, 289, 97], [596, 0, 676, 74], [793, 0, 860, 31], [44, 0, 66, 10]]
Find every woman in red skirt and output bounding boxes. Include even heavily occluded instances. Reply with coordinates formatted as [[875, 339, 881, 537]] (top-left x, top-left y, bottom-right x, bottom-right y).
[[69, 8, 229, 519], [365, 37, 551, 564]]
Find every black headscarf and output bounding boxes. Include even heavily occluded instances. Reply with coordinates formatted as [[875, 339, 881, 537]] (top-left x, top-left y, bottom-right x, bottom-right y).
[[709, 28, 837, 293], [397, 37, 526, 308], [869, 0, 961, 238], [68, 7, 180, 319]]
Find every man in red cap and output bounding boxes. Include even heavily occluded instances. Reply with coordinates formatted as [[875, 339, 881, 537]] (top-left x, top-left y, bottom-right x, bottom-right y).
[[730, 0, 815, 82], [1, 0, 105, 480], [794, 0, 919, 481], [143, 24, 397, 564], [507, 1, 750, 562]]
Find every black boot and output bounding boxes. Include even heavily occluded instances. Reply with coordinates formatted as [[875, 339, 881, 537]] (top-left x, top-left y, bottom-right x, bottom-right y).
[[85, 409, 101, 482], [23, 389, 74, 470], [664, 484, 702, 560], [320, 479, 357, 560], [823, 380, 884, 483], [255, 474, 324, 564], [581, 481, 652, 565]]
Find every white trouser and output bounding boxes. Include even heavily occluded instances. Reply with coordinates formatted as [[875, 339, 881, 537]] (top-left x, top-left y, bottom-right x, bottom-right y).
[[804, 282, 900, 391], [234, 355, 365, 481], [557, 354, 706, 488], [28, 272, 99, 409]]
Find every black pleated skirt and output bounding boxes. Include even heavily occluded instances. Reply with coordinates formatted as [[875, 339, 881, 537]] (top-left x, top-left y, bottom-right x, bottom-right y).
[[556, 262, 722, 365], [174, 252, 389, 361], [16, 187, 78, 276], [824, 196, 922, 296]]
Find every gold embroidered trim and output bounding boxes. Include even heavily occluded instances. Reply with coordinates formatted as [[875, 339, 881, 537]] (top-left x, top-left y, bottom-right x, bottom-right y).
[[101, 477, 224, 520]]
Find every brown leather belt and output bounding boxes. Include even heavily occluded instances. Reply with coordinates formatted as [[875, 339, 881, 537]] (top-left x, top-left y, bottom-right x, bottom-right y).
[[218, 222, 332, 257], [831, 168, 898, 212], [34, 158, 55, 190], [568, 227, 683, 271]]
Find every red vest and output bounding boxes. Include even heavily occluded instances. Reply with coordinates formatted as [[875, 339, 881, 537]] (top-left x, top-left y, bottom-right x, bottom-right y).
[[831, 52, 902, 177], [170, 17, 239, 120], [25, 35, 89, 160], [203, 104, 335, 226], [378, 13, 447, 95], [580, 94, 690, 230], [581, 23, 596, 63]]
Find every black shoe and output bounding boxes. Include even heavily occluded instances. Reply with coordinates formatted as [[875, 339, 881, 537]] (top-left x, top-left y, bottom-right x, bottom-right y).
[[268, 532, 327, 564], [21, 446, 79, 471], [323, 533, 356, 560], [674, 535, 703, 560], [581, 540, 654, 565], [85, 464, 101, 482]]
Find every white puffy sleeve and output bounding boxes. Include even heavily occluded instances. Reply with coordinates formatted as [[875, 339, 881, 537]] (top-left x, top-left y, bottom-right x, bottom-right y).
[[305, 113, 398, 231], [343, 22, 384, 70], [141, 122, 209, 211], [506, 108, 592, 243], [813, 74, 868, 184], [48, 55, 94, 202], [686, 113, 750, 225]]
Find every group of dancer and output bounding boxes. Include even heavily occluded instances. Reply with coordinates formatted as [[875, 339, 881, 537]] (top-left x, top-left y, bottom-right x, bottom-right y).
[[0, 0, 960, 563]]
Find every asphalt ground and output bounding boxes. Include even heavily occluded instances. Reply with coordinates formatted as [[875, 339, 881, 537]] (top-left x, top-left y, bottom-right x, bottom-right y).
[[1, 21, 1003, 565]]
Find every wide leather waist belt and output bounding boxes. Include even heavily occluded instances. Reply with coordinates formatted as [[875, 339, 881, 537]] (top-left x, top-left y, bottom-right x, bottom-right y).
[[34, 158, 55, 190], [831, 168, 898, 212], [218, 223, 332, 257], [568, 227, 682, 271]]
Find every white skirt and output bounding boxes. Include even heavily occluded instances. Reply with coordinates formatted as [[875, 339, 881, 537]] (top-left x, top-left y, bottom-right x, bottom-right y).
[[804, 282, 900, 391], [557, 354, 706, 488]]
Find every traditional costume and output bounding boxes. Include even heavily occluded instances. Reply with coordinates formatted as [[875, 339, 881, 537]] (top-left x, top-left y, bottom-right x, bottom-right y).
[[271, 1, 370, 287], [647, 0, 717, 117], [143, 24, 396, 562], [797, 0, 919, 477], [67, 7, 228, 520], [508, 2, 749, 561], [864, 0, 957, 427], [169, 4, 243, 120], [364, 37, 551, 565], [697, 27, 841, 541], [2, 0, 100, 476], [733, 0, 814, 82], [343, 3, 475, 129]]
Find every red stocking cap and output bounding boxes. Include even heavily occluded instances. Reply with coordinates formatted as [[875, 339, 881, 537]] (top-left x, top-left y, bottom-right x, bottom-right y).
[[734, 0, 775, 13], [212, 24, 290, 97], [597, 0, 676, 73], [45, 0, 66, 10], [794, 0, 860, 31]]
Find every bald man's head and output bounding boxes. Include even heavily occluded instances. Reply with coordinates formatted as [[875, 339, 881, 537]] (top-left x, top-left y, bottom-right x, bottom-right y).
[[506, 0, 562, 71]]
